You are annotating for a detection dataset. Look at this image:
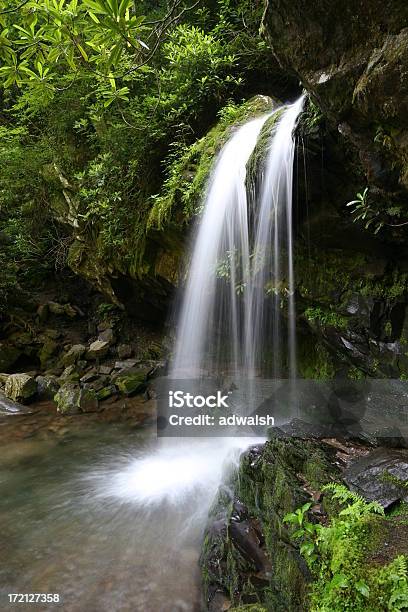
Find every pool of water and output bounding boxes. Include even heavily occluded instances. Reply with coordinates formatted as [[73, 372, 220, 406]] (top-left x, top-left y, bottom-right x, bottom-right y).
[[0, 422, 204, 612]]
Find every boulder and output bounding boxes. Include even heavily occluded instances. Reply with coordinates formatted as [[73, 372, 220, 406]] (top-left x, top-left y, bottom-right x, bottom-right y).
[[48, 301, 77, 318], [113, 367, 149, 395], [4, 373, 37, 403], [54, 383, 99, 414], [80, 387, 99, 413], [39, 338, 59, 368], [36, 375, 59, 400], [62, 344, 86, 366], [343, 448, 408, 509], [59, 364, 81, 383], [86, 340, 109, 360], [80, 368, 98, 383]]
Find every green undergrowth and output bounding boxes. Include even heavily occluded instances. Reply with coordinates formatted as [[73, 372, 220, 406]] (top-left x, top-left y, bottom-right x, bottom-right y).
[[285, 483, 408, 611]]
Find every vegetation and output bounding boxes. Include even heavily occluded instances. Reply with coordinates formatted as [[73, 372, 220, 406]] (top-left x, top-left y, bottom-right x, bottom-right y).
[[285, 483, 408, 611], [0, 0, 272, 307]]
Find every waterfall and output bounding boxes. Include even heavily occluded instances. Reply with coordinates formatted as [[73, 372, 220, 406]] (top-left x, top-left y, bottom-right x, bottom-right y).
[[171, 113, 271, 378], [173, 96, 304, 382], [249, 96, 305, 378], [100, 97, 304, 512]]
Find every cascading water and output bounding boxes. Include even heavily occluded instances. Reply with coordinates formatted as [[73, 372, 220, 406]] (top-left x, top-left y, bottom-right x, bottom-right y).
[[87, 97, 304, 610], [171, 112, 271, 379], [249, 96, 305, 378]]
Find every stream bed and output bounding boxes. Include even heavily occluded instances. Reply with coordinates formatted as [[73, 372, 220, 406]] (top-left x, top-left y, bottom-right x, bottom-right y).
[[0, 418, 204, 612]]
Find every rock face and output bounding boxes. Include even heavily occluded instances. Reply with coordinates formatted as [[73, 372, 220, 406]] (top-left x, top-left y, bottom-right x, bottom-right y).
[[262, 1, 408, 198], [4, 374, 37, 403], [201, 437, 338, 610], [201, 434, 408, 611], [344, 448, 408, 509]]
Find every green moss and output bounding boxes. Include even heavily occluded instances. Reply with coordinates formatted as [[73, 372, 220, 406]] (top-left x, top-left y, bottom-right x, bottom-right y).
[[245, 106, 284, 190], [148, 95, 274, 230], [298, 339, 336, 380]]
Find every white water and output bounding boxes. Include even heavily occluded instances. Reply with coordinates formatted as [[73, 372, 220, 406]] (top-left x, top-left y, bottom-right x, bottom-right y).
[[95, 113, 273, 514], [171, 113, 271, 378], [249, 96, 305, 378]]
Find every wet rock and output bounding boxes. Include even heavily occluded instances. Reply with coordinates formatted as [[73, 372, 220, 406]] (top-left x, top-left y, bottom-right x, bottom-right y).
[[343, 448, 408, 509], [36, 375, 59, 400], [113, 367, 149, 395], [5, 373, 37, 403], [86, 340, 109, 360], [54, 383, 99, 414], [62, 344, 86, 366], [54, 383, 81, 414], [0, 391, 32, 415], [0, 343, 21, 372], [117, 343, 133, 360], [80, 387, 99, 413]]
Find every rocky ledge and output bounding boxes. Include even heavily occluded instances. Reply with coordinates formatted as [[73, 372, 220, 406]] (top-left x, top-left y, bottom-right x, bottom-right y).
[[201, 424, 408, 611]]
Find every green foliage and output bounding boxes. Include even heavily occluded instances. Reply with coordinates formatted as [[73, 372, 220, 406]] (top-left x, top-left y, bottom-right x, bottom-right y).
[[346, 187, 385, 234], [304, 306, 348, 329], [0, 1, 272, 306], [286, 483, 408, 611], [346, 187, 408, 235]]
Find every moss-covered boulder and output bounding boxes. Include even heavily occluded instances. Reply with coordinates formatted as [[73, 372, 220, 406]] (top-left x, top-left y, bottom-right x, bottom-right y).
[[4, 373, 37, 403], [114, 367, 149, 395], [54, 383, 98, 414]]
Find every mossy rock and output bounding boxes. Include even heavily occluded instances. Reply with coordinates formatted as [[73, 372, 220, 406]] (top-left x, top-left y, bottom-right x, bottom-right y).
[[4, 373, 37, 404], [114, 367, 149, 395], [201, 438, 339, 611], [54, 383, 98, 414]]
